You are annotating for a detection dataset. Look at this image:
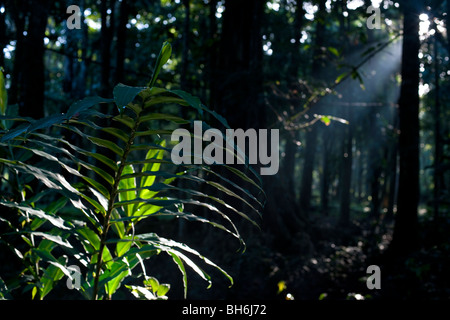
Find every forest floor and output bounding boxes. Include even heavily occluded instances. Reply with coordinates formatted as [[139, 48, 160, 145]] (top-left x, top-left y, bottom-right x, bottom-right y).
[[222, 212, 450, 301], [125, 208, 450, 300]]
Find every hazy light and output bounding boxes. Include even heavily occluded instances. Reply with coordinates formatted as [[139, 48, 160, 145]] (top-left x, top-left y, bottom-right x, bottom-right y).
[[136, 23, 149, 30], [267, 1, 280, 11], [419, 13, 429, 21], [347, 0, 364, 10], [86, 17, 101, 29], [419, 83, 430, 97], [354, 294, 364, 300], [263, 41, 273, 56], [3, 44, 15, 59], [419, 13, 430, 40], [216, 5, 224, 19], [304, 2, 318, 21], [369, 0, 382, 6], [300, 31, 308, 43]]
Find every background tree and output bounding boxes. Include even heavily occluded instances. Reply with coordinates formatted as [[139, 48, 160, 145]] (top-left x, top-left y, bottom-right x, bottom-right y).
[[390, 0, 422, 254]]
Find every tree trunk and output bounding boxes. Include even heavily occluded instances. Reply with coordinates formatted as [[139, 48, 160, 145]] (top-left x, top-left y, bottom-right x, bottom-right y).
[[299, 126, 318, 217], [180, 0, 191, 91], [368, 111, 382, 220], [115, 0, 129, 84], [339, 109, 353, 226], [293, 0, 304, 54], [446, 0, 450, 56], [0, 0, 6, 67], [207, 0, 218, 108], [18, 0, 48, 119], [63, 0, 77, 99], [390, 0, 422, 254], [217, 0, 307, 247], [78, 0, 88, 97], [432, 31, 442, 227], [100, 0, 114, 97], [385, 106, 399, 222], [298, 0, 326, 218], [321, 129, 333, 215], [218, 0, 264, 129]]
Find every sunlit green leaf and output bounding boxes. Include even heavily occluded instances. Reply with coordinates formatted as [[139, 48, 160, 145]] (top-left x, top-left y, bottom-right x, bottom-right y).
[[119, 164, 137, 217], [148, 41, 172, 88], [328, 46, 340, 57]]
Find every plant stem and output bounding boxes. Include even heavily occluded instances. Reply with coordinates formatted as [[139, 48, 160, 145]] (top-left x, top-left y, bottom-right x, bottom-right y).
[[91, 116, 140, 300]]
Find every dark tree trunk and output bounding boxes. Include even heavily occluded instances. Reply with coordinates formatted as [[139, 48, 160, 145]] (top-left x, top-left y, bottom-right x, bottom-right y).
[[63, 0, 77, 99], [339, 109, 353, 226], [368, 111, 382, 220], [280, 0, 304, 210], [0, 0, 5, 67], [446, 0, 450, 56], [282, 134, 297, 193], [207, 0, 218, 108], [433, 31, 442, 227], [115, 0, 129, 84], [321, 129, 333, 215], [100, 0, 114, 97], [385, 106, 399, 222], [217, 0, 308, 249], [18, 0, 48, 119], [217, 0, 264, 130], [390, 0, 422, 254], [78, 0, 88, 97], [8, 2, 22, 106], [299, 126, 317, 217], [293, 0, 304, 54], [298, 0, 326, 218], [180, 0, 190, 91]]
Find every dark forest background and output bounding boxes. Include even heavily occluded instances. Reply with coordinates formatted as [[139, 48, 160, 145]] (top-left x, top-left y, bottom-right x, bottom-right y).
[[1, 0, 450, 300]]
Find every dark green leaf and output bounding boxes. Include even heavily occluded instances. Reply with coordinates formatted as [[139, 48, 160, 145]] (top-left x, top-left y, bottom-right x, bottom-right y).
[[113, 83, 146, 113], [0, 123, 30, 142], [66, 96, 114, 120]]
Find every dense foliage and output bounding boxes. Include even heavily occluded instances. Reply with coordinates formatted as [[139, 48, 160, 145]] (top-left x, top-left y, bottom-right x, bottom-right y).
[[0, 42, 262, 299]]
